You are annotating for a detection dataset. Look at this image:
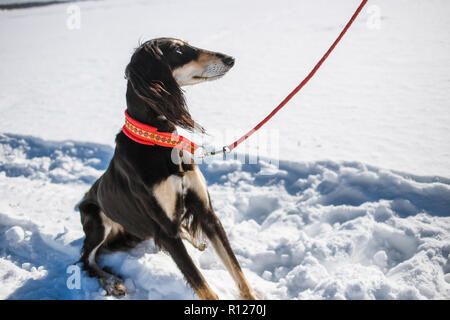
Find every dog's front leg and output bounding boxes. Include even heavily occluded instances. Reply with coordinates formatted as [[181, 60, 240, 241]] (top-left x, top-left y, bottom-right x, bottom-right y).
[[159, 234, 218, 300], [183, 166, 258, 299], [201, 210, 259, 300]]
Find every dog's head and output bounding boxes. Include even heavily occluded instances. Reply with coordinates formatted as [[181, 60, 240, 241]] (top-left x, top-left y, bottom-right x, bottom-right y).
[[157, 38, 235, 86], [125, 38, 234, 131]]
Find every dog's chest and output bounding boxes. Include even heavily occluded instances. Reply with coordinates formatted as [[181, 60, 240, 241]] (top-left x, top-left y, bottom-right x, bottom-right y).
[[152, 166, 208, 221]]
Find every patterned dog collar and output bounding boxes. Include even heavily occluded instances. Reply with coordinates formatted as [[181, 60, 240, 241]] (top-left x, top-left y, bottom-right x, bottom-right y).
[[122, 110, 198, 154]]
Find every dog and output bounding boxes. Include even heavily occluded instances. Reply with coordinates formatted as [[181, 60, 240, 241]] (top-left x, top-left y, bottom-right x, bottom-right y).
[[77, 38, 258, 300]]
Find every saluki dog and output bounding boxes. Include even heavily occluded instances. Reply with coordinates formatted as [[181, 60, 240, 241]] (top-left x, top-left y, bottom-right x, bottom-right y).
[[77, 38, 258, 300]]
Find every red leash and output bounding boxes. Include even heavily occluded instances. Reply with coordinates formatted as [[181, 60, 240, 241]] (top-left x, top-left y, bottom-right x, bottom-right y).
[[204, 0, 368, 157]]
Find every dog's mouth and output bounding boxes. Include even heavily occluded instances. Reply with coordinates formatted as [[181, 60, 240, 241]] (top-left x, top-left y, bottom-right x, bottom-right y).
[[174, 59, 232, 86], [192, 74, 225, 81]]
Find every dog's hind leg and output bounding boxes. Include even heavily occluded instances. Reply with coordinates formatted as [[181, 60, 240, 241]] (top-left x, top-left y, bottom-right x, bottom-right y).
[[159, 234, 218, 300], [79, 201, 128, 296]]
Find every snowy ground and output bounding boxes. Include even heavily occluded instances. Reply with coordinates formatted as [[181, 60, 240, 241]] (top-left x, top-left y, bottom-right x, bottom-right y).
[[0, 0, 449, 299]]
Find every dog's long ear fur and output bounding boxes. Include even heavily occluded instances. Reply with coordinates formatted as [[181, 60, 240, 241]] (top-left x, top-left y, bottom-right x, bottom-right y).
[[125, 41, 204, 132]]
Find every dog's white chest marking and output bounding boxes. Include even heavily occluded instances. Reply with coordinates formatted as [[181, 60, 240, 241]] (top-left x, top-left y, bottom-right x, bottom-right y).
[[153, 167, 209, 221], [153, 175, 183, 221], [183, 167, 209, 204]]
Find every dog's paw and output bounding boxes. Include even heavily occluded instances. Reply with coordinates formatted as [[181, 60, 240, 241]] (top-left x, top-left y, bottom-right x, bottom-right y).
[[196, 241, 207, 251], [100, 277, 128, 296]]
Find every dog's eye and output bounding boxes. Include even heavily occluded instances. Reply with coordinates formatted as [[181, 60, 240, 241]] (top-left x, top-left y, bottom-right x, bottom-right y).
[[175, 48, 183, 55]]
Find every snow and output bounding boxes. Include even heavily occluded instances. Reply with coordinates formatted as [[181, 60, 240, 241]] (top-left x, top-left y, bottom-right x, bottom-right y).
[[1, 0, 450, 300], [5, 226, 25, 244], [0, 133, 449, 299]]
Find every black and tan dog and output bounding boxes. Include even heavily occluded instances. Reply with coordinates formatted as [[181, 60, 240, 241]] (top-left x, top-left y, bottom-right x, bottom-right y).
[[77, 38, 258, 300]]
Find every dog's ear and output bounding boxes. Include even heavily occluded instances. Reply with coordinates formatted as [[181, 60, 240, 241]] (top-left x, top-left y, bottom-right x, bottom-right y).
[[125, 41, 204, 132]]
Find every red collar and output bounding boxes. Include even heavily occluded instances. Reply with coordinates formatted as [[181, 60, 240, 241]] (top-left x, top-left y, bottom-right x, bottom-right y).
[[122, 110, 198, 154]]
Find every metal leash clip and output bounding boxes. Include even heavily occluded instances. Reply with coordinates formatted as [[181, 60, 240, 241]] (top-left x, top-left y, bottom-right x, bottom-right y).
[[197, 145, 231, 158]]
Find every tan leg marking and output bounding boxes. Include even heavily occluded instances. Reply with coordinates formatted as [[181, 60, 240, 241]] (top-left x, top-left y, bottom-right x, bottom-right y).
[[100, 211, 125, 244], [194, 286, 219, 300], [87, 222, 112, 271]]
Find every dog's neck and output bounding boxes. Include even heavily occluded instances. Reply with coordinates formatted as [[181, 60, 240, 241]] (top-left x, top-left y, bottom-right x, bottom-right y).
[[125, 82, 177, 133]]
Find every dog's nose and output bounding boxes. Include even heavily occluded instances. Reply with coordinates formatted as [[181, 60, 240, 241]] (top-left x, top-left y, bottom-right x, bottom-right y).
[[222, 56, 235, 67]]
